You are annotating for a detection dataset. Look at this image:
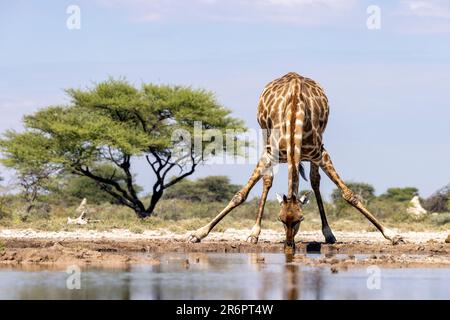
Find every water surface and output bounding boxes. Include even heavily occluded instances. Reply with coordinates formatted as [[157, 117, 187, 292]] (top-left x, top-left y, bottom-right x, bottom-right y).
[[0, 253, 449, 299]]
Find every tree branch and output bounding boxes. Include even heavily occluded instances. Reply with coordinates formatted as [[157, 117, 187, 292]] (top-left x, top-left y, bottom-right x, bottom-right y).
[[107, 146, 122, 167], [133, 110, 148, 132], [97, 183, 135, 209], [163, 153, 198, 189], [120, 155, 145, 212], [76, 166, 135, 206]]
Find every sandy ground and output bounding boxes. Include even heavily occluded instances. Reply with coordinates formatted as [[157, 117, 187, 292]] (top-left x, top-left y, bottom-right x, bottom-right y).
[[0, 228, 449, 269]]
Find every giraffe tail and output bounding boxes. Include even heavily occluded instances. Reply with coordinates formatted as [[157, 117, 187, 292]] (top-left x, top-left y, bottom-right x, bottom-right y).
[[299, 163, 308, 181]]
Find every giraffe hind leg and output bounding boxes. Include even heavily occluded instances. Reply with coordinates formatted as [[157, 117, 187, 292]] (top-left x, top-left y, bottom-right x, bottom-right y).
[[310, 163, 336, 244], [319, 149, 404, 245]]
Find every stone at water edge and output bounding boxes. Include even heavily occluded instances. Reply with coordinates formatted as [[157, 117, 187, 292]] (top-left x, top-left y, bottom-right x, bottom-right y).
[[445, 234, 450, 244]]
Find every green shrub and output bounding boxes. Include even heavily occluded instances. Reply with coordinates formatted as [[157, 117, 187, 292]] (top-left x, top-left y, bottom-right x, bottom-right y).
[[380, 187, 418, 202], [331, 182, 376, 216], [163, 176, 241, 203], [0, 196, 11, 220], [430, 213, 450, 226]]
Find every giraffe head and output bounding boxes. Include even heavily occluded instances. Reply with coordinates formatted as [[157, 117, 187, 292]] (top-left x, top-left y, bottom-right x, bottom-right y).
[[276, 192, 311, 252]]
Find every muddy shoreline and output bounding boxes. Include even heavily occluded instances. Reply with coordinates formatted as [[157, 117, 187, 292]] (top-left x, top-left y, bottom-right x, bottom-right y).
[[1, 229, 449, 269]]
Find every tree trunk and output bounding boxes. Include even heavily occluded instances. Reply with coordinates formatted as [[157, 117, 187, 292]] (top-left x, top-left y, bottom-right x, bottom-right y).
[[136, 208, 151, 219], [138, 191, 163, 218]]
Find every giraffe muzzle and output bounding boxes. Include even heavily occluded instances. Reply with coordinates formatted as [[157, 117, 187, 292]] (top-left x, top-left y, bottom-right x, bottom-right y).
[[284, 239, 296, 253]]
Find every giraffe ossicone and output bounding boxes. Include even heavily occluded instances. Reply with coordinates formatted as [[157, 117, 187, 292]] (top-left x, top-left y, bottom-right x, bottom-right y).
[[275, 192, 311, 206]]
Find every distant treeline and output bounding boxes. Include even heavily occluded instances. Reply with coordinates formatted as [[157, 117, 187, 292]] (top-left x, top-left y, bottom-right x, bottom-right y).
[[0, 172, 449, 216]]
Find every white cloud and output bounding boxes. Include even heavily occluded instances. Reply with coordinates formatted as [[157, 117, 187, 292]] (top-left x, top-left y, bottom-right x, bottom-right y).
[[266, 0, 355, 9], [98, 0, 359, 26], [398, 0, 450, 19], [393, 0, 450, 34], [97, 0, 450, 33]]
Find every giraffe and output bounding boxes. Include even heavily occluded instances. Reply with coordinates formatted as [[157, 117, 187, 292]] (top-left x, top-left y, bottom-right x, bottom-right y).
[[188, 72, 404, 249]]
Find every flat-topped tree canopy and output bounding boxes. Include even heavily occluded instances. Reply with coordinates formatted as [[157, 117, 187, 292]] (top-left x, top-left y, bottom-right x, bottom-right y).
[[0, 79, 246, 218]]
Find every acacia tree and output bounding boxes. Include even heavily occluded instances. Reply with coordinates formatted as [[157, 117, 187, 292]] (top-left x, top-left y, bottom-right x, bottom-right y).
[[0, 79, 246, 218], [0, 132, 59, 211]]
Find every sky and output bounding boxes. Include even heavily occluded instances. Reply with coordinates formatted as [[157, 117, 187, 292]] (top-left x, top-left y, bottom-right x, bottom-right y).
[[1, 0, 450, 200]]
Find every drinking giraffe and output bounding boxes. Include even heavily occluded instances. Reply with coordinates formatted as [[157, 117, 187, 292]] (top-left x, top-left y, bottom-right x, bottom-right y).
[[188, 72, 404, 249]]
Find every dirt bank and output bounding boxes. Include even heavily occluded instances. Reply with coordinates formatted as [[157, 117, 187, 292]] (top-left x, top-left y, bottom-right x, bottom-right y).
[[0, 228, 449, 268]]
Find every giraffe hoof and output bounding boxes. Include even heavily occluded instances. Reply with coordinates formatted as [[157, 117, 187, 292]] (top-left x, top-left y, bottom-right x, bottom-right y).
[[325, 234, 337, 244], [384, 229, 405, 245], [188, 234, 202, 243], [246, 236, 259, 244], [322, 227, 337, 244], [391, 235, 405, 245]]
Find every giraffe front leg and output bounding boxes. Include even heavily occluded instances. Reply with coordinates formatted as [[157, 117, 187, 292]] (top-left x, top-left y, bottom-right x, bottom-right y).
[[188, 156, 270, 243], [188, 192, 247, 243], [247, 170, 273, 244], [319, 149, 404, 245]]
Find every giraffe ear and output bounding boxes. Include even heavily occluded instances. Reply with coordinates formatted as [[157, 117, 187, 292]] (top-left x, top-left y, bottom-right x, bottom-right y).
[[299, 191, 312, 206], [276, 193, 284, 205]]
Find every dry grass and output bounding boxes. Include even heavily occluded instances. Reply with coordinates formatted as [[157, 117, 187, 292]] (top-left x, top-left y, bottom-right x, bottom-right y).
[[0, 198, 448, 233]]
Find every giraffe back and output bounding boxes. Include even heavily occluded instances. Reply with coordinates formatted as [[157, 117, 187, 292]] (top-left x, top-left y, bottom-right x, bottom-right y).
[[257, 72, 329, 162]]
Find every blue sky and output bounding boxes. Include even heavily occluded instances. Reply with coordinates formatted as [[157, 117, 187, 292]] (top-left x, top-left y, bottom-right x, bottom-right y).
[[1, 0, 450, 200]]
